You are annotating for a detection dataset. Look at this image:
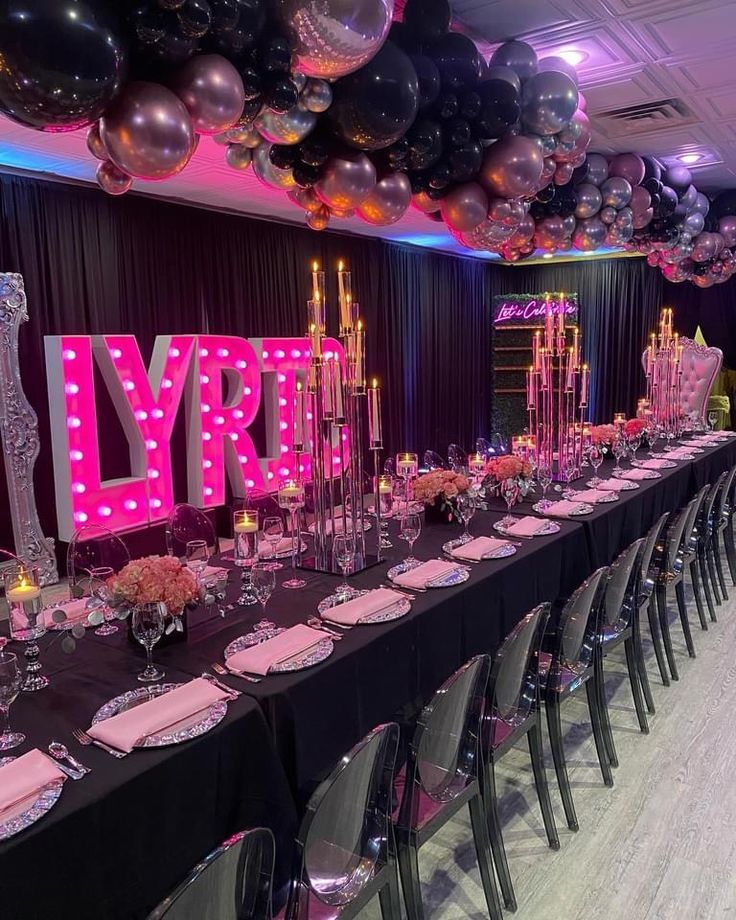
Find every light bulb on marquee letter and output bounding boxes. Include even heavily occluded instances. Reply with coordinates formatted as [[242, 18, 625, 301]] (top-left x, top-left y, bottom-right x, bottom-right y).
[[188, 335, 264, 505]]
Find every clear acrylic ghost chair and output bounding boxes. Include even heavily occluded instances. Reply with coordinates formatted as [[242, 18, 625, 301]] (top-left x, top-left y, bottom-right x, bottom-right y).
[[165, 503, 219, 559], [395, 656, 501, 920], [682, 488, 710, 632], [598, 538, 648, 768], [721, 463, 736, 585], [422, 450, 446, 471], [712, 466, 736, 597], [541, 567, 609, 831], [475, 438, 493, 459], [447, 444, 467, 472], [637, 513, 670, 688], [482, 603, 558, 912], [147, 827, 275, 920], [655, 507, 695, 682], [696, 474, 727, 619], [284, 723, 401, 920], [67, 524, 130, 598]]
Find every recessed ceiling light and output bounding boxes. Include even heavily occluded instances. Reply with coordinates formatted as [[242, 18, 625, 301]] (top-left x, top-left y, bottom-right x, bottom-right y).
[[542, 252, 554, 259], [678, 152, 703, 165], [558, 49, 588, 67]]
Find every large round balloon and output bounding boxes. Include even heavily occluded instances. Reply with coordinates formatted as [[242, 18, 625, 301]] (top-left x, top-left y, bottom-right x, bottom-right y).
[[600, 176, 632, 209], [402, 0, 451, 45], [608, 153, 645, 187], [252, 141, 297, 189], [711, 189, 736, 219], [476, 79, 521, 140], [573, 217, 607, 251], [316, 153, 377, 209], [170, 54, 245, 135], [411, 55, 441, 110], [489, 41, 538, 82], [522, 71, 578, 135], [440, 182, 488, 232], [255, 106, 316, 144], [537, 56, 579, 83], [275, 0, 394, 79], [100, 82, 196, 180], [574, 183, 602, 218], [0, 0, 128, 131], [429, 32, 482, 90], [327, 41, 418, 151], [585, 153, 609, 187], [480, 135, 544, 198], [357, 172, 412, 224]]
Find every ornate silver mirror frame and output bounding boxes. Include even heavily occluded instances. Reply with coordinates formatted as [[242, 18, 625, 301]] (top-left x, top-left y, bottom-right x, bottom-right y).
[[0, 273, 58, 584]]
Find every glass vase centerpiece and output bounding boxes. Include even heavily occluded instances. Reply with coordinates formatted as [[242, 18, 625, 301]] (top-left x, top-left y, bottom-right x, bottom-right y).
[[3, 564, 47, 691], [278, 480, 306, 589], [483, 455, 533, 523], [412, 469, 471, 524], [524, 299, 589, 482]]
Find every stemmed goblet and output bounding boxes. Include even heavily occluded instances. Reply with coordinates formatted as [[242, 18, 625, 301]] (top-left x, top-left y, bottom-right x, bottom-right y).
[[499, 477, 520, 526], [250, 563, 276, 620], [131, 603, 165, 683], [537, 463, 553, 510], [261, 516, 284, 571], [89, 565, 118, 636], [587, 444, 603, 486], [399, 512, 421, 566], [184, 540, 209, 586], [333, 533, 356, 598], [456, 491, 476, 541], [0, 651, 24, 751]]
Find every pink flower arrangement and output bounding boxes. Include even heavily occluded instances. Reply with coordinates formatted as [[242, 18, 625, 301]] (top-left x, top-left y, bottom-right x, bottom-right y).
[[108, 555, 198, 615], [484, 455, 532, 482], [590, 424, 619, 446], [624, 417, 647, 438], [413, 469, 470, 504]]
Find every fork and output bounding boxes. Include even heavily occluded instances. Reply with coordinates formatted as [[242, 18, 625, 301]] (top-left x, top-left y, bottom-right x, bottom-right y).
[[72, 727, 127, 759], [201, 672, 241, 699], [306, 617, 344, 639], [380, 581, 425, 594], [210, 661, 262, 684]]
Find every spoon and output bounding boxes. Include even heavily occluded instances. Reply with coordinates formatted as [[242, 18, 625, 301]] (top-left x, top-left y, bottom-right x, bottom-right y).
[[48, 742, 90, 776]]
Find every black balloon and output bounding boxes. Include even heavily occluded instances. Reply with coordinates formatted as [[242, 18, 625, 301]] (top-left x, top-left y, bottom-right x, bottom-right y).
[[210, 0, 239, 32], [712, 189, 736, 219], [239, 66, 262, 99], [436, 92, 458, 119], [159, 0, 186, 8], [428, 161, 451, 189], [259, 34, 290, 73], [239, 95, 263, 122], [642, 156, 661, 183], [328, 41, 419, 151], [411, 55, 441, 110], [402, 0, 451, 45], [264, 77, 298, 114], [407, 118, 443, 170], [131, 6, 167, 44], [643, 177, 663, 196], [388, 21, 417, 53], [529, 200, 546, 220], [153, 23, 197, 65], [177, 0, 211, 37], [299, 138, 330, 167], [293, 163, 321, 188], [460, 91, 482, 121], [448, 140, 482, 181], [409, 171, 430, 193], [476, 79, 521, 140], [444, 117, 470, 148], [269, 144, 298, 169], [429, 32, 482, 90], [658, 186, 678, 217], [536, 183, 555, 204], [0, 0, 128, 132]]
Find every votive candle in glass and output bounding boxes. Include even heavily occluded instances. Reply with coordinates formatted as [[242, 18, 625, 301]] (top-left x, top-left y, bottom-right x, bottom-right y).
[[3, 565, 43, 642]]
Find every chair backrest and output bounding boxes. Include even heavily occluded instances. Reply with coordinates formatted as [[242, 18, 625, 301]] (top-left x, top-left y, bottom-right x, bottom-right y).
[[165, 503, 219, 558], [703, 472, 728, 535], [147, 828, 274, 920], [423, 450, 447, 471], [662, 507, 690, 576], [447, 444, 467, 472], [682, 491, 705, 555], [602, 537, 645, 629], [716, 466, 736, 520], [488, 603, 550, 729], [399, 656, 490, 830], [548, 567, 607, 691], [67, 524, 130, 591], [238, 489, 285, 527], [640, 512, 669, 598], [287, 723, 399, 915], [475, 438, 492, 459]]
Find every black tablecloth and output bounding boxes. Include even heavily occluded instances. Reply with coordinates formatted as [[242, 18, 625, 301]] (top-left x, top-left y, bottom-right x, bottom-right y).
[[0, 638, 297, 920]]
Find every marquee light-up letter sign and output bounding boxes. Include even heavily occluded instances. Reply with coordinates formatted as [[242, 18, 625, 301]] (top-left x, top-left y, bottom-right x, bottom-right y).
[[45, 333, 347, 541]]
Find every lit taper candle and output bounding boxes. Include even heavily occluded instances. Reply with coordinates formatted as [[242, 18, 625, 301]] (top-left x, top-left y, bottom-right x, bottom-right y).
[[368, 377, 383, 448]]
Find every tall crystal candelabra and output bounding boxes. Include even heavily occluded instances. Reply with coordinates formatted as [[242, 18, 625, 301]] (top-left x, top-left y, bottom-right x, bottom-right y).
[[301, 262, 381, 574], [643, 307, 683, 438], [525, 301, 589, 482]]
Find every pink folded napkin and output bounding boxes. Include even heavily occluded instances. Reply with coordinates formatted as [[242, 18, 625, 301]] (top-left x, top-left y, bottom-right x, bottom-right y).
[[87, 678, 230, 753], [0, 749, 65, 815], [571, 489, 613, 504], [201, 565, 227, 582], [639, 458, 671, 469], [258, 538, 293, 557], [323, 588, 406, 625], [504, 515, 546, 536], [617, 469, 658, 480], [449, 536, 510, 561], [226, 624, 325, 676], [666, 449, 696, 460], [596, 478, 628, 491], [393, 559, 458, 588], [544, 499, 588, 518], [43, 598, 90, 629]]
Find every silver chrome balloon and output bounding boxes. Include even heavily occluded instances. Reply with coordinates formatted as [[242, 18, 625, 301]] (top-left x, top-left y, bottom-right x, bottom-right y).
[[225, 144, 252, 170], [301, 79, 333, 113], [252, 142, 297, 190], [255, 105, 316, 145]]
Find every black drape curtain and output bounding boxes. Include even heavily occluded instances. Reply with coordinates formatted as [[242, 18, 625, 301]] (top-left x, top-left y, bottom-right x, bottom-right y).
[[0, 173, 491, 550]]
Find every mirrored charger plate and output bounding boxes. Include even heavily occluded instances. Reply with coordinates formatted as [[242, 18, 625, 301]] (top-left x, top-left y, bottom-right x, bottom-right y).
[[533, 500, 594, 517], [317, 589, 411, 624], [587, 477, 638, 491], [492, 518, 561, 537], [441, 535, 517, 560], [0, 770, 64, 841], [387, 559, 470, 588], [257, 539, 308, 560], [91, 683, 227, 748], [564, 489, 618, 503], [632, 459, 677, 470], [612, 468, 661, 480], [224, 633, 333, 672]]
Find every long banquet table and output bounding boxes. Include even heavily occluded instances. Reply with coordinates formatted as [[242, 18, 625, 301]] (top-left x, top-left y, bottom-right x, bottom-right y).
[[2, 435, 735, 919]]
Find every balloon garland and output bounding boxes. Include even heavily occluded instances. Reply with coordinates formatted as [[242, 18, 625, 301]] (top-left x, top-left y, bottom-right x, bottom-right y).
[[0, 0, 733, 285]]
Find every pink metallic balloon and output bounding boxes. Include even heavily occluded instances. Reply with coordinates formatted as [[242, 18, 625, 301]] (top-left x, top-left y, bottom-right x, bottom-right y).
[[288, 187, 323, 213], [171, 54, 245, 136], [480, 136, 544, 199], [86, 123, 107, 160], [315, 154, 376, 210], [608, 153, 646, 187], [357, 172, 411, 225], [412, 191, 441, 214], [554, 162, 574, 185], [440, 182, 488, 233], [307, 206, 331, 230], [96, 160, 132, 196], [276, 0, 394, 79], [718, 215, 736, 247], [100, 82, 196, 181]]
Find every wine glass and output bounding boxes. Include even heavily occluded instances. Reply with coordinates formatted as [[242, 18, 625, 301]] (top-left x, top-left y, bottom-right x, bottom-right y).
[[89, 566, 118, 637], [588, 445, 603, 486], [261, 516, 284, 571], [185, 540, 209, 584], [500, 477, 519, 525], [456, 491, 476, 541], [333, 533, 356, 597], [612, 437, 625, 470], [708, 410, 718, 432], [251, 563, 276, 617], [399, 512, 421, 566], [131, 603, 165, 683], [0, 651, 24, 750], [537, 463, 552, 509]]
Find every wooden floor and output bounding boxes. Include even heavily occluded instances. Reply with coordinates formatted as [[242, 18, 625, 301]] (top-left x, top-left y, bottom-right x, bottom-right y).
[[361, 576, 736, 920]]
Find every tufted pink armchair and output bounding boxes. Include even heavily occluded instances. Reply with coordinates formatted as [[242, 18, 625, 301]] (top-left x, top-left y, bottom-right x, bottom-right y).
[[642, 337, 723, 425]]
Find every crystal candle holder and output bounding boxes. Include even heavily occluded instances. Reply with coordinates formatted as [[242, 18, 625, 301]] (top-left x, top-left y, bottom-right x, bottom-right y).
[[233, 509, 259, 606], [3, 565, 47, 691], [278, 481, 306, 589]]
